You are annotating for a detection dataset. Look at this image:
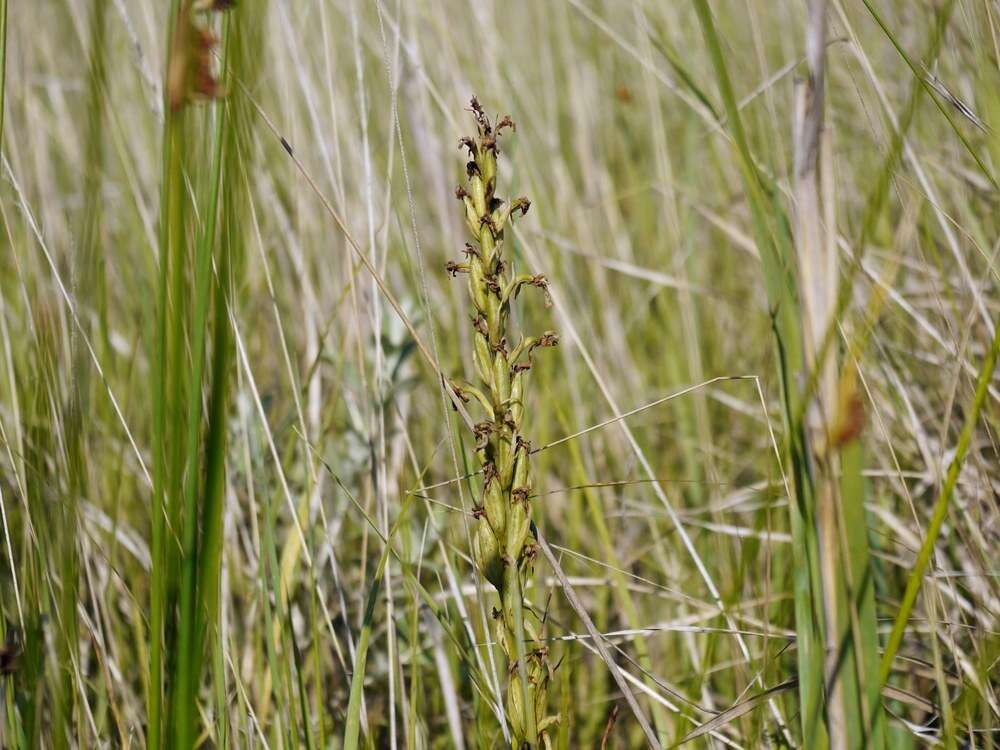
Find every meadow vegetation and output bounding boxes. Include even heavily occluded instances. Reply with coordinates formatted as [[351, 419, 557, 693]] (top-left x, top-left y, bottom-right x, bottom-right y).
[[0, 0, 998, 747]]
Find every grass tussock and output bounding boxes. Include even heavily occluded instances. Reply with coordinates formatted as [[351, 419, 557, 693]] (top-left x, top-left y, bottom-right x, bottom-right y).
[[0, 0, 998, 748]]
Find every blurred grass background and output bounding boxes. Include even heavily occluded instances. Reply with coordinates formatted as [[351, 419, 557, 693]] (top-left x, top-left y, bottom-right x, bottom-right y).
[[0, 0, 998, 747]]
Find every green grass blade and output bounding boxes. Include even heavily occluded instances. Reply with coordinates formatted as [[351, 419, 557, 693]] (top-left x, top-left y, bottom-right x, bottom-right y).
[[859, 0, 998, 191], [879, 317, 1000, 685], [344, 496, 415, 750], [0, 0, 7, 148], [838, 437, 886, 748], [148, 2, 186, 745], [169, 45, 229, 750]]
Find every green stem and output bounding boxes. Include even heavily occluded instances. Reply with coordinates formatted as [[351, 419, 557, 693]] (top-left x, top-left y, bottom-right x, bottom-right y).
[[170, 17, 231, 746], [149, 1, 186, 745], [0, 0, 7, 148]]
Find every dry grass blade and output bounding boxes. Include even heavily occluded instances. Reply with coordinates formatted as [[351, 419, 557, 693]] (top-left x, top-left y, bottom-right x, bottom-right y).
[[3, 0, 997, 746], [230, 75, 477, 433], [674, 680, 798, 747], [535, 529, 662, 750]]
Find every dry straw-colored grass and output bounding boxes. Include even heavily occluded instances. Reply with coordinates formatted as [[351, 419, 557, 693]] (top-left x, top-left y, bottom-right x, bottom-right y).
[[0, 0, 998, 748]]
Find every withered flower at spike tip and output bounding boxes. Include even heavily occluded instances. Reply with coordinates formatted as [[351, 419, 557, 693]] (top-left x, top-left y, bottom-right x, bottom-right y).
[[496, 115, 516, 133], [167, 0, 236, 113], [828, 374, 866, 452], [537, 331, 559, 348], [445, 260, 468, 277], [193, 0, 237, 10], [190, 25, 222, 98], [0, 647, 18, 676], [459, 136, 477, 157], [0, 628, 21, 676]]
